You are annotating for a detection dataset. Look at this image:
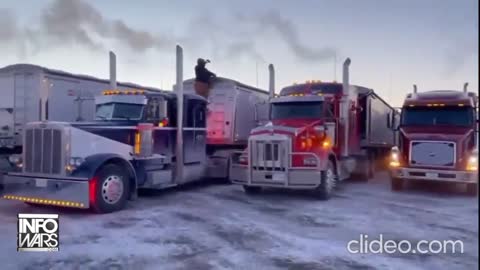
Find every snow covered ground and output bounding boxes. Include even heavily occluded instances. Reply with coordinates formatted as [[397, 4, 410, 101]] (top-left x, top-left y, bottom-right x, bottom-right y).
[[0, 172, 477, 270]]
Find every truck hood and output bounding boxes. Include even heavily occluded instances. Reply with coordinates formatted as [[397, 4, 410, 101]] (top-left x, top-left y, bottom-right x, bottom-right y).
[[252, 119, 323, 136], [400, 126, 473, 142], [271, 119, 322, 129], [70, 121, 136, 128], [400, 126, 475, 169]]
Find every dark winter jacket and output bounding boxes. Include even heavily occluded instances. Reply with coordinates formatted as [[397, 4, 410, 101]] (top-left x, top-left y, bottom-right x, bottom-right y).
[[195, 64, 216, 84]]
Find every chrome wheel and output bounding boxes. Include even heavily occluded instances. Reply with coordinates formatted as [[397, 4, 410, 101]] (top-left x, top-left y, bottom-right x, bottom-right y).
[[101, 175, 124, 205]]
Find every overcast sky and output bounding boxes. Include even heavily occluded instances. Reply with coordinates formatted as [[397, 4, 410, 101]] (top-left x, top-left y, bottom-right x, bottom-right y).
[[1, 0, 477, 106]]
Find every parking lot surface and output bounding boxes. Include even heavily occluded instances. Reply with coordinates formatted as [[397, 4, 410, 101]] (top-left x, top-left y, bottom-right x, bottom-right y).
[[0, 173, 477, 270]]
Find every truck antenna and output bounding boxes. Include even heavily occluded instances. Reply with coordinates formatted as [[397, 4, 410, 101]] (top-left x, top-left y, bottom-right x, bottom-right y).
[[388, 73, 392, 104], [175, 45, 184, 183], [413, 84, 417, 94], [109, 51, 117, 89], [256, 62, 259, 87], [464, 82, 469, 93]]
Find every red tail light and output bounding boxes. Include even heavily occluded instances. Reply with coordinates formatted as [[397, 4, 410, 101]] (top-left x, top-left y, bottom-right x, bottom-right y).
[[89, 177, 98, 205]]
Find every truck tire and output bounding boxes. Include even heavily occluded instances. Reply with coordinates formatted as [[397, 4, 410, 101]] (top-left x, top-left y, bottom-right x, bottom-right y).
[[91, 164, 130, 213], [466, 183, 478, 196], [243, 185, 262, 194], [316, 160, 337, 200], [391, 177, 403, 191]]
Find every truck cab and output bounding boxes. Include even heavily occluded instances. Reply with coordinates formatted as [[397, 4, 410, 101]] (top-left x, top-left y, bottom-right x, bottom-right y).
[[4, 87, 208, 213], [230, 58, 398, 199], [389, 85, 478, 194], [94, 90, 171, 125]]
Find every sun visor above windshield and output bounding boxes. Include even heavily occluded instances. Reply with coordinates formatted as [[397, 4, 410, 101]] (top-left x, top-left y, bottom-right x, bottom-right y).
[[95, 94, 147, 105], [279, 83, 342, 96], [271, 95, 325, 103]]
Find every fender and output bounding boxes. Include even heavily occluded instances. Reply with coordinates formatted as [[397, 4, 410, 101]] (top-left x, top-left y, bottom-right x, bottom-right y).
[[70, 153, 138, 200], [316, 149, 338, 173]]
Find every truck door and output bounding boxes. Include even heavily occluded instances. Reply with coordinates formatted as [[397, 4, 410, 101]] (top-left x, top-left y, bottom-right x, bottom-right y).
[[323, 98, 338, 147], [184, 98, 207, 164], [145, 97, 174, 159]]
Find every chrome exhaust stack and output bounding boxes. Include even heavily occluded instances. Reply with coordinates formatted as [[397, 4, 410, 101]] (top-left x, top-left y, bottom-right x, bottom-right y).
[[268, 64, 275, 99], [175, 45, 184, 183], [109, 51, 117, 89], [341, 58, 351, 157]]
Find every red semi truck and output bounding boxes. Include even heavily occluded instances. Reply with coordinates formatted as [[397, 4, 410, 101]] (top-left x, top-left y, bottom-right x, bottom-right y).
[[230, 59, 399, 199], [389, 84, 478, 195]]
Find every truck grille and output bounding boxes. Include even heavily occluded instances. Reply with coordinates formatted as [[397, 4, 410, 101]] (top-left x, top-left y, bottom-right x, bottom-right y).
[[410, 141, 456, 167], [24, 127, 64, 174], [250, 139, 289, 171]]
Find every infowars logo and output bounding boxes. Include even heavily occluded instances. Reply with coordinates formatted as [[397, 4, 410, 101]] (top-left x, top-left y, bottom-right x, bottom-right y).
[[17, 213, 59, 252]]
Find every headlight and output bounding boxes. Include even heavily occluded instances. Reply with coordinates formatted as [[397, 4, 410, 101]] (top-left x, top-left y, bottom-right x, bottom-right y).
[[467, 153, 478, 171], [68, 157, 85, 167], [8, 154, 22, 164], [389, 146, 400, 167]]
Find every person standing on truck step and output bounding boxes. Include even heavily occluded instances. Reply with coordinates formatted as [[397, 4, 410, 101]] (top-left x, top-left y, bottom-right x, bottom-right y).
[[194, 58, 216, 98]]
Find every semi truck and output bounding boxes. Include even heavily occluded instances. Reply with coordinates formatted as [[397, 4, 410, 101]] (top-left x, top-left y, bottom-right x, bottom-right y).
[[2, 45, 273, 213], [230, 58, 399, 199], [388, 84, 478, 195], [0, 52, 161, 187]]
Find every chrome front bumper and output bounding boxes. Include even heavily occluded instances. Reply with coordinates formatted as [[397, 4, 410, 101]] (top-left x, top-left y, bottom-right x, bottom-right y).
[[230, 136, 325, 189], [390, 167, 477, 183], [2, 173, 90, 208], [230, 164, 322, 189]]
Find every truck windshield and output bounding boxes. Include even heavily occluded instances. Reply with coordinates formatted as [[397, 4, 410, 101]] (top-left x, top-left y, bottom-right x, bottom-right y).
[[95, 103, 144, 120], [271, 102, 323, 120], [401, 106, 473, 127]]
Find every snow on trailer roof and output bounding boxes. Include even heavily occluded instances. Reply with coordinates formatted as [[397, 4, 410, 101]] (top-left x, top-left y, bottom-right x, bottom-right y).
[[183, 77, 269, 95], [279, 82, 374, 96], [0, 63, 167, 93]]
